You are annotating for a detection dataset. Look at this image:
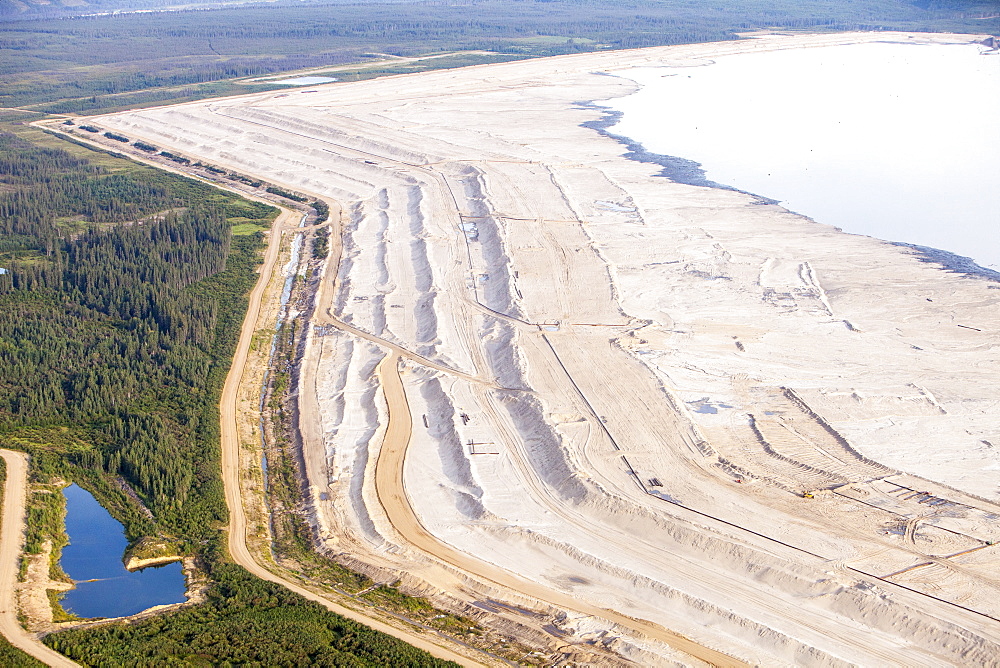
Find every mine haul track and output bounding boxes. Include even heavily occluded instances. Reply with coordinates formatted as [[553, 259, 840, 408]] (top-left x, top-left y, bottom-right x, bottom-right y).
[[29, 120, 494, 667], [219, 204, 487, 667], [35, 35, 1000, 664], [372, 353, 745, 667]]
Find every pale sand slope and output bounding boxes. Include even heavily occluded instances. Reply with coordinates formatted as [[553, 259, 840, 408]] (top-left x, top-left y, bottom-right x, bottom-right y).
[[95, 32, 1000, 665]]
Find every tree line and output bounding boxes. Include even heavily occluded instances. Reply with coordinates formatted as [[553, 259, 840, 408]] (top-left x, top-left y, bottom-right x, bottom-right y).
[[44, 564, 458, 667], [0, 130, 270, 542], [0, 129, 456, 665], [3, 0, 998, 111]]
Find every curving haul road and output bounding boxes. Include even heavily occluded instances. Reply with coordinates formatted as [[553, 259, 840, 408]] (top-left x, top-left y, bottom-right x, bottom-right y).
[[218, 207, 482, 667], [32, 107, 743, 666], [372, 354, 745, 668]]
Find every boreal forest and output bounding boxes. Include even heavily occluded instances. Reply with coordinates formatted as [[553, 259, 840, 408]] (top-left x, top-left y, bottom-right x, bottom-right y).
[[0, 127, 457, 665], [0, 0, 998, 664], [1, 1, 999, 113], [0, 130, 267, 543]]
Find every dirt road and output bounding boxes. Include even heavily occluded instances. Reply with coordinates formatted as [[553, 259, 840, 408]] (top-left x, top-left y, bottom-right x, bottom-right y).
[[31, 119, 485, 666], [218, 210, 483, 667], [372, 354, 746, 668], [0, 450, 79, 667], [76, 32, 1000, 664]]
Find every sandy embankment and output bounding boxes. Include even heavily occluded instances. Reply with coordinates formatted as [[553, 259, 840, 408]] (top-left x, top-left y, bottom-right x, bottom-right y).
[[90, 31, 1000, 665], [0, 451, 79, 666], [124, 554, 183, 571]]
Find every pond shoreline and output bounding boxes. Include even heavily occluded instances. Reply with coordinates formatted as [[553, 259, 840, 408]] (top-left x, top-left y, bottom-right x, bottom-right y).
[[602, 39, 1000, 273], [58, 485, 187, 620], [123, 555, 183, 572]]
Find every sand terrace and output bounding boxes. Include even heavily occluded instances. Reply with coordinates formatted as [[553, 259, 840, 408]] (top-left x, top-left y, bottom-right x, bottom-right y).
[[91, 31, 1000, 665]]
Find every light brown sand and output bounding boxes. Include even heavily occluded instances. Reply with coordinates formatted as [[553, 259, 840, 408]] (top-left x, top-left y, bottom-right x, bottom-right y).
[[85, 31, 1000, 665]]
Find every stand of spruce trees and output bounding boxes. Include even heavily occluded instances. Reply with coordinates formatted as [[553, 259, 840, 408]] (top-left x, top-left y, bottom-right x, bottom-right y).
[[0, 130, 270, 542], [0, 131, 457, 666]]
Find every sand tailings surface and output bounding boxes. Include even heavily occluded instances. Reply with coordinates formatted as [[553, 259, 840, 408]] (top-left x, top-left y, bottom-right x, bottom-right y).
[[95, 31, 1000, 665]]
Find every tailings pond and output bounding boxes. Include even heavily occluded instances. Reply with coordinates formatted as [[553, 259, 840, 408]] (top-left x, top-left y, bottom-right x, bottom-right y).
[[607, 41, 1000, 270], [60, 484, 185, 619]]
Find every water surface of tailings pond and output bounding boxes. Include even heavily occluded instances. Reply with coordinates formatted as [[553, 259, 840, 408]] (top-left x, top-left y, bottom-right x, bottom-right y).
[[607, 41, 1000, 271], [60, 484, 186, 619]]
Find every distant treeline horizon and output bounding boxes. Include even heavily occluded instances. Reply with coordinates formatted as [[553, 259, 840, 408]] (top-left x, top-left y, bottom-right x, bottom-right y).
[[4, 0, 1000, 22], [1, 0, 999, 113]]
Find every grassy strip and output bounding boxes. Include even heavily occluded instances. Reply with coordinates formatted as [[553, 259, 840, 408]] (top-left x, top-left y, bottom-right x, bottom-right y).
[[3, 1, 997, 114], [261, 314, 372, 593], [22, 479, 68, 583], [46, 590, 80, 624], [0, 640, 45, 668], [266, 185, 309, 203], [256, 241, 538, 664], [292, 52, 531, 85], [0, 126, 461, 665]]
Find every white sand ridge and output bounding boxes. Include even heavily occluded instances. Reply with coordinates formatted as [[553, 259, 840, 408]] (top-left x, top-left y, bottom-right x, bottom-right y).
[[94, 31, 1000, 666]]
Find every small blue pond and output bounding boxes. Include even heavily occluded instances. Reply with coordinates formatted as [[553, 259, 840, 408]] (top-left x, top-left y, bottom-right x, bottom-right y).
[[60, 484, 186, 619]]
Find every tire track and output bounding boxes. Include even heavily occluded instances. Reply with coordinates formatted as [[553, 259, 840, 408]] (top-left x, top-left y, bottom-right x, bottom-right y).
[[373, 353, 747, 668], [219, 207, 483, 667], [0, 449, 79, 667]]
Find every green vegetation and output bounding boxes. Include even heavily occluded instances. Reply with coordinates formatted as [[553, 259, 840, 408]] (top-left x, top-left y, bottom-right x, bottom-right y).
[[102, 131, 129, 143], [312, 200, 330, 225], [0, 126, 458, 666], [313, 227, 330, 260], [23, 482, 68, 578], [47, 589, 81, 623], [359, 583, 481, 638], [226, 172, 263, 188], [44, 563, 458, 667], [266, 185, 309, 203], [158, 151, 190, 165], [231, 221, 269, 237], [257, 312, 349, 584], [0, 639, 45, 668], [21, 478, 79, 622], [2, 1, 998, 114], [312, 201, 331, 258], [0, 127, 276, 547], [362, 584, 436, 614], [318, 52, 532, 84], [195, 162, 227, 175], [122, 536, 181, 571]]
